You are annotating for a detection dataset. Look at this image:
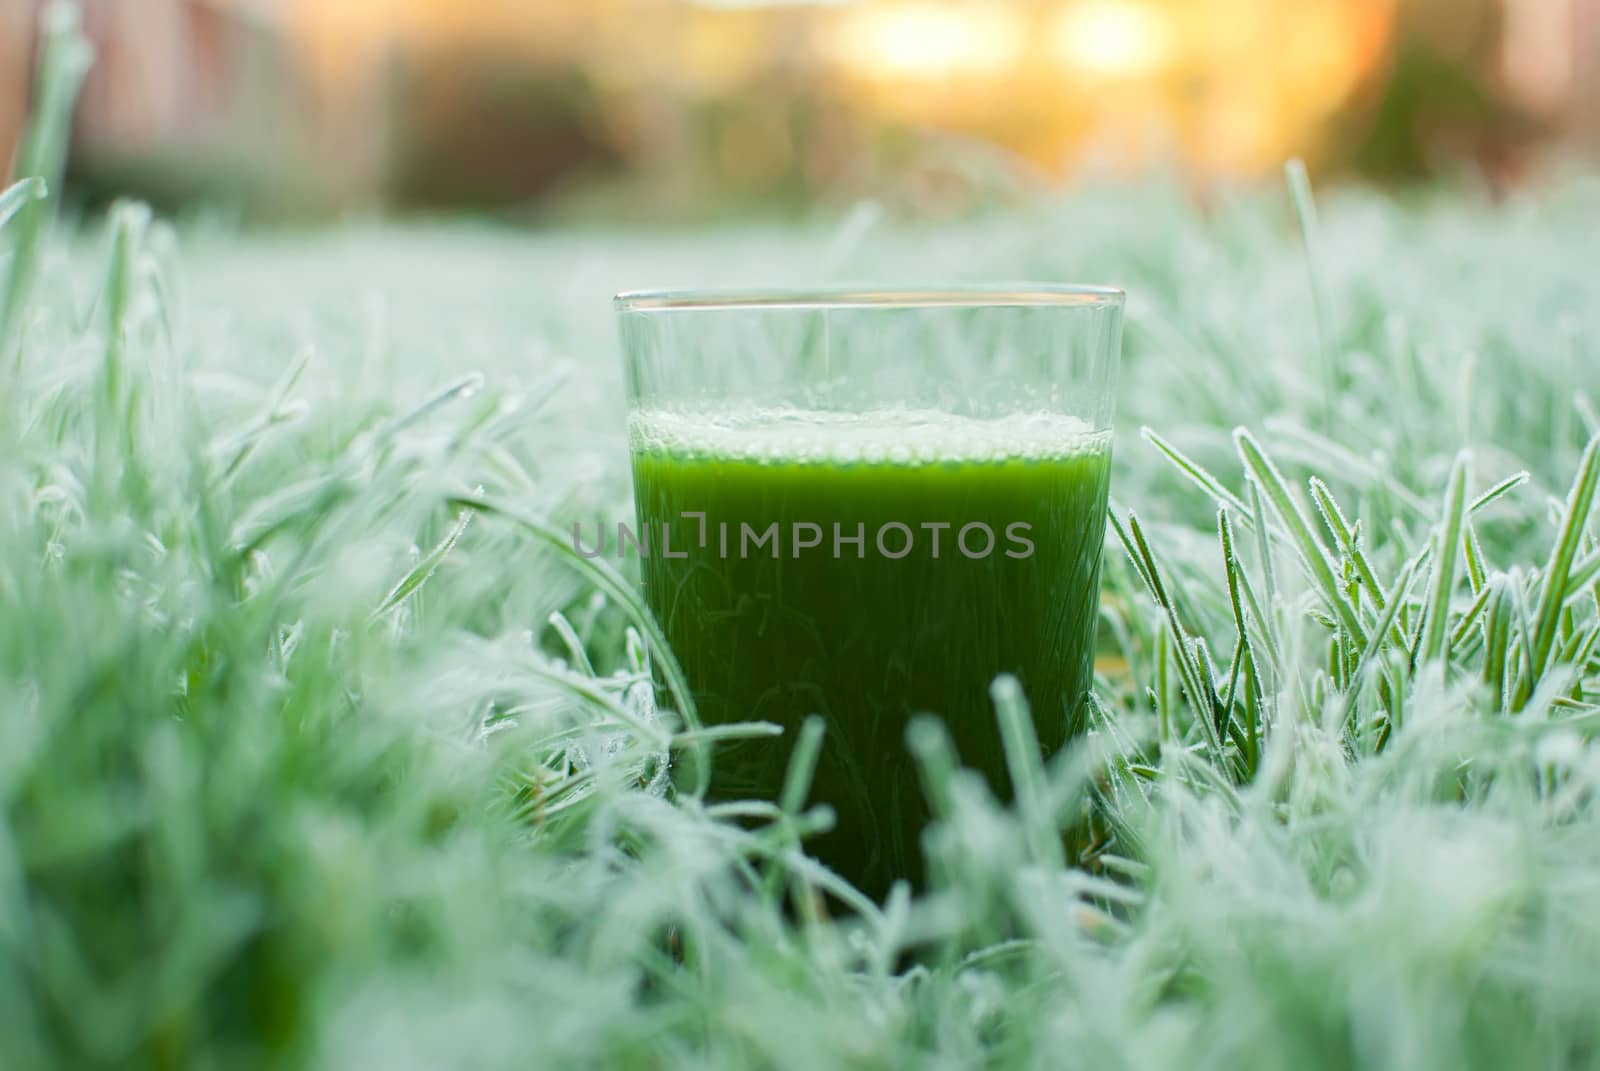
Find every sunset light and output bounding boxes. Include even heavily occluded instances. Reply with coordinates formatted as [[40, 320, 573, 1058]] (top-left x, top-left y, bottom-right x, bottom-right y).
[[830, 4, 1027, 79], [1051, 1, 1175, 78]]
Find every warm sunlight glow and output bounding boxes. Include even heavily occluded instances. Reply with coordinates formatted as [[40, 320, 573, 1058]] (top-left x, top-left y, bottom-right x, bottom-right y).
[[236, 0, 1397, 179], [831, 4, 1027, 78], [1050, 1, 1175, 78]]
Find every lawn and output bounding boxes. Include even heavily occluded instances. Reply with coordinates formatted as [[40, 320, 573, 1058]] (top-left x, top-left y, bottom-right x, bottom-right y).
[[4, 19, 1600, 1070]]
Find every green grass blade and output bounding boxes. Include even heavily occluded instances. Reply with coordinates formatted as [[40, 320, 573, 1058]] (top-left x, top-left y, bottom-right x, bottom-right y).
[[1142, 427, 1251, 517], [1464, 521, 1489, 594], [906, 715, 959, 820], [1121, 512, 1225, 760], [1565, 548, 1599, 604], [1482, 577, 1514, 707], [370, 508, 474, 621], [1342, 553, 1423, 721], [778, 715, 827, 817], [448, 491, 709, 795], [1448, 579, 1496, 653], [991, 675, 1063, 867], [765, 714, 828, 909], [1249, 478, 1278, 611], [1470, 470, 1529, 514], [1235, 429, 1367, 646], [0, 178, 47, 232], [1309, 475, 1385, 612], [1218, 508, 1269, 709], [1529, 434, 1600, 682], [0, 5, 92, 346], [1285, 159, 1334, 424], [1419, 452, 1471, 665]]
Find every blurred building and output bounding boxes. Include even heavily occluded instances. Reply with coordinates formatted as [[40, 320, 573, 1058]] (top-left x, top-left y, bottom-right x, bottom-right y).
[[2, 0, 1598, 218], [1, 3, 34, 165], [3, 0, 300, 211]]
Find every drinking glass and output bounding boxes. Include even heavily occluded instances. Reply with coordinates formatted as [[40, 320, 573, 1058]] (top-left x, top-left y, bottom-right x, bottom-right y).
[[614, 285, 1124, 898]]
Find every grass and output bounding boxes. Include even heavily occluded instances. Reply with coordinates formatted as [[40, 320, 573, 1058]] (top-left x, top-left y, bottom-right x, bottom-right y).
[[5, 12, 1600, 1069]]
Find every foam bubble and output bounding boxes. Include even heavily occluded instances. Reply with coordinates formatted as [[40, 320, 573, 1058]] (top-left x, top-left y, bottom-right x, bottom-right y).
[[630, 406, 1109, 465]]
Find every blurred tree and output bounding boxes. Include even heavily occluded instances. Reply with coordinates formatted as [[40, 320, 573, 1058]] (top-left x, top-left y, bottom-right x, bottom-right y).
[[386, 49, 620, 214], [1333, 0, 1546, 185]]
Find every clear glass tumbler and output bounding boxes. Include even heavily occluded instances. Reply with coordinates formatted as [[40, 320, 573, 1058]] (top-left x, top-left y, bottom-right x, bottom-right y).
[[614, 286, 1124, 898]]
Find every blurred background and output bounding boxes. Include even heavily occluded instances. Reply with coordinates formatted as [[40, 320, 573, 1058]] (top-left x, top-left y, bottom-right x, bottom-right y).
[[2, 0, 1597, 222]]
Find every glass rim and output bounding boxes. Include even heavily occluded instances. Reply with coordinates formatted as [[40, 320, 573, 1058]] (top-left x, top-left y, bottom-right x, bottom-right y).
[[614, 283, 1125, 313]]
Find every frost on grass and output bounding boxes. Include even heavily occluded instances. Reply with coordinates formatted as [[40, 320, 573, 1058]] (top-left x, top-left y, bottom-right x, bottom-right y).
[[4, 71, 1600, 1070]]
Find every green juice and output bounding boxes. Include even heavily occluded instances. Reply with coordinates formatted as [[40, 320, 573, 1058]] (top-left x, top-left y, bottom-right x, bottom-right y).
[[629, 409, 1112, 898]]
